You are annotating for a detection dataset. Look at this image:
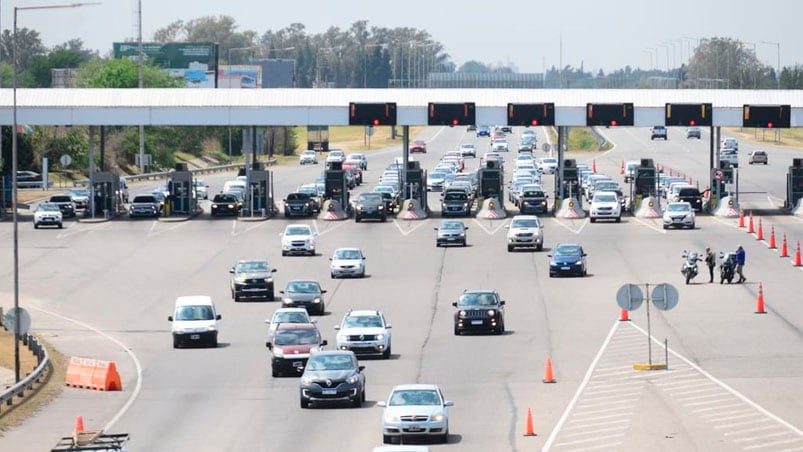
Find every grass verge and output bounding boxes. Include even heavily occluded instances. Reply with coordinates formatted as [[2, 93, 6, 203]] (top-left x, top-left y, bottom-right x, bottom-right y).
[[723, 127, 803, 150], [0, 329, 67, 432]]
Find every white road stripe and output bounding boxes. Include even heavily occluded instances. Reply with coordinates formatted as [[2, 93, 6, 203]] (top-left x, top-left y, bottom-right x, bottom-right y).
[[392, 219, 430, 236], [714, 418, 774, 430], [734, 431, 796, 443], [694, 402, 751, 413], [744, 438, 803, 450], [570, 406, 636, 417], [560, 419, 629, 431], [705, 412, 762, 423], [564, 442, 623, 452], [630, 216, 667, 234], [553, 433, 625, 447], [685, 397, 736, 407], [699, 408, 753, 419], [723, 425, 781, 436]]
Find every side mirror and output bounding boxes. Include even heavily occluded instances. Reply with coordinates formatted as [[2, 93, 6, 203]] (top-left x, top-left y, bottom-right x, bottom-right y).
[[216, 314, 222, 320], [329, 258, 333, 261], [464, 227, 469, 230], [333, 325, 340, 330], [279, 290, 285, 294], [500, 300, 506, 305], [266, 342, 272, 349], [386, 324, 392, 329], [168, 316, 173, 322], [376, 401, 387, 407], [505, 225, 510, 229], [321, 289, 328, 294], [271, 268, 277, 273], [451, 302, 458, 307], [582, 253, 587, 257], [320, 340, 328, 346], [229, 268, 235, 274], [358, 366, 365, 372], [444, 401, 455, 407], [264, 319, 271, 324]]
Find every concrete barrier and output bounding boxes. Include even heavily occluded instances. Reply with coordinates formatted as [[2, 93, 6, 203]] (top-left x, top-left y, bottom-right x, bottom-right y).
[[714, 196, 741, 218], [791, 198, 803, 217], [477, 197, 506, 219], [556, 197, 586, 219], [635, 196, 662, 218], [397, 199, 427, 220], [319, 200, 350, 221]]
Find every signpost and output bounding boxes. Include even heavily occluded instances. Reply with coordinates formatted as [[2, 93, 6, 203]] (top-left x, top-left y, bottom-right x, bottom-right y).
[[615, 282, 678, 370]]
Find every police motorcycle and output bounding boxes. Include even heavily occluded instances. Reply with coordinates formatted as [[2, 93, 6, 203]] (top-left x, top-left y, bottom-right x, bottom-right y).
[[719, 252, 737, 284], [681, 250, 702, 284]]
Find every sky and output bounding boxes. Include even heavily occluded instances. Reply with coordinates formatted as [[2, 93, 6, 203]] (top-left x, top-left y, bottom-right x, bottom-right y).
[[2, 0, 801, 74]]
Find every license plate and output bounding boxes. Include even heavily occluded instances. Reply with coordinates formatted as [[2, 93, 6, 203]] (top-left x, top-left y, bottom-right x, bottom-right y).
[[322, 389, 337, 395], [408, 426, 424, 432], [471, 320, 483, 325], [561, 266, 570, 270], [293, 361, 303, 368], [190, 334, 200, 340]]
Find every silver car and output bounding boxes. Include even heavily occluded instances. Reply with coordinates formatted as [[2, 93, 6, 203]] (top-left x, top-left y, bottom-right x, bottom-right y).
[[377, 384, 453, 445], [663, 202, 695, 229]]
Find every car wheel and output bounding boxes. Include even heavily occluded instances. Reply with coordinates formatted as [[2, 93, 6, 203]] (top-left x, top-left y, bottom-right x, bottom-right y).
[[300, 398, 309, 409], [317, 303, 325, 315], [616, 216, 621, 223], [689, 223, 695, 229], [662, 225, 668, 230], [436, 242, 441, 248], [440, 430, 449, 444], [234, 293, 240, 302], [172, 337, 180, 349], [590, 218, 596, 223], [583, 268, 588, 277], [383, 346, 391, 359], [355, 216, 361, 223], [383, 435, 392, 444], [34, 224, 39, 229], [462, 240, 467, 247], [272, 366, 279, 378], [210, 337, 218, 348], [331, 273, 336, 279], [537, 244, 543, 252], [361, 388, 366, 403], [351, 396, 362, 408], [454, 326, 461, 336], [267, 292, 274, 302], [381, 215, 387, 222], [507, 245, 513, 252]]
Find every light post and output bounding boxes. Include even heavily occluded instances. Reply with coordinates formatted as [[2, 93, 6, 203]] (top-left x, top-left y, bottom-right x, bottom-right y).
[[11, 1, 100, 383], [315, 46, 342, 88], [761, 41, 781, 89], [642, 47, 655, 70]]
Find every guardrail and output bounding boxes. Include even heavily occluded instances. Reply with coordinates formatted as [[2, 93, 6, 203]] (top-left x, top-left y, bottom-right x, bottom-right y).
[[589, 126, 609, 150], [73, 158, 277, 186], [0, 320, 50, 414]]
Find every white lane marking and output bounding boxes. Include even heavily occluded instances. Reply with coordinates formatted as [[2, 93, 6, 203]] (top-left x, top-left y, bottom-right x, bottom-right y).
[[471, 218, 508, 235], [560, 419, 629, 431], [147, 222, 185, 238], [28, 306, 142, 432], [735, 431, 798, 443], [744, 438, 803, 450], [699, 409, 753, 419], [714, 418, 774, 430], [231, 220, 267, 237], [724, 425, 781, 436], [705, 413, 762, 423], [552, 433, 625, 447], [315, 220, 350, 237], [312, 219, 320, 235], [561, 443, 623, 452], [542, 321, 620, 451], [392, 219, 431, 237], [630, 216, 667, 234], [550, 217, 589, 235], [57, 221, 110, 239], [693, 403, 747, 414]]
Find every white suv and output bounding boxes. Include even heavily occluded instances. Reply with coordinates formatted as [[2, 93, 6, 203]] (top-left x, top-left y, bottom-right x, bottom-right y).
[[506, 215, 544, 252], [334, 310, 392, 359], [590, 191, 622, 223], [280, 224, 317, 256]]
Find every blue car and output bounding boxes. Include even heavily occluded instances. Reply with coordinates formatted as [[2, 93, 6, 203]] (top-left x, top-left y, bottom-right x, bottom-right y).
[[548, 243, 588, 277], [476, 125, 490, 137]]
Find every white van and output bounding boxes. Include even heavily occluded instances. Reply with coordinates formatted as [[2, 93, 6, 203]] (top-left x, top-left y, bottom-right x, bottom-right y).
[[168, 295, 221, 348], [720, 137, 739, 151], [223, 179, 247, 193]]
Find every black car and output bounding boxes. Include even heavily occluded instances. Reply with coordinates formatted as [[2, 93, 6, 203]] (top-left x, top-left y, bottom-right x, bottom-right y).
[[518, 187, 548, 214], [230, 259, 277, 301], [284, 192, 315, 217], [48, 194, 76, 218], [677, 187, 703, 212], [354, 192, 387, 222], [299, 351, 365, 408], [452, 290, 505, 335], [210, 193, 240, 217], [548, 244, 588, 277], [280, 280, 327, 315], [441, 189, 471, 217]]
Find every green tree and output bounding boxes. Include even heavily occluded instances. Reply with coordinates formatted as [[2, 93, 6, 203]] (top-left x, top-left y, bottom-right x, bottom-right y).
[[0, 28, 46, 73], [74, 57, 184, 88], [27, 40, 94, 88], [686, 37, 773, 89]]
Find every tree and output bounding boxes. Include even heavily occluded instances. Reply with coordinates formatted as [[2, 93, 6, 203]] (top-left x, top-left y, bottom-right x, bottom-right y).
[[74, 57, 184, 88], [458, 61, 492, 73], [686, 37, 772, 89], [0, 28, 46, 73], [780, 65, 803, 89], [27, 41, 94, 88], [152, 15, 258, 62]]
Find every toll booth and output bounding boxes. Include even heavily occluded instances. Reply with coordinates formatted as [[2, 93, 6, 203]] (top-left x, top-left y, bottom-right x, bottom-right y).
[[634, 158, 657, 199], [560, 159, 581, 202], [787, 158, 803, 208], [479, 162, 504, 200], [325, 161, 349, 211], [245, 169, 274, 216], [405, 161, 428, 211], [169, 170, 194, 215], [91, 172, 121, 216], [713, 164, 735, 203]]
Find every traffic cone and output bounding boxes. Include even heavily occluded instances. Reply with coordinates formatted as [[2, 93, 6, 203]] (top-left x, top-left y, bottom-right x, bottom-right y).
[[524, 407, 537, 436], [593, 159, 597, 173], [620, 160, 624, 175], [756, 218, 764, 241], [794, 241, 802, 267], [755, 283, 766, 314], [780, 233, 788, 257], [768, 226, 776, 249], [619, 308, 630, 322], [74, 415, 84, 434], [543, 357, 556, 383], [738, 208, 745, 228], [747, 211, 754, 233]]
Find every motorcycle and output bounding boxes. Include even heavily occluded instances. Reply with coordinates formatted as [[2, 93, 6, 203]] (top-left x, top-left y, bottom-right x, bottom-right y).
[[719, 252, 736, 284], [681, 250, 701, 284]]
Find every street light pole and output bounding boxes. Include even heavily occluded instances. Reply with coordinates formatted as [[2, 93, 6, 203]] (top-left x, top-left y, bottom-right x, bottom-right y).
[[761, 41, 781, 89], [11, 1, 100, 384]]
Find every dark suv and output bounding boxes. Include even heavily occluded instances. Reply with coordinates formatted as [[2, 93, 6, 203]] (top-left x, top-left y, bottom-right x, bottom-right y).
[[518, 186, 548, 214], [284, 192, 315, 217], [354, 192, 387, 222], [299, 350, 365, 408], [452, 290, 506, 335], [229, 259, 277, 301], [48, 194, 76, 218], [677, 187, 703, 212], [441, 189, 471, 217], [266, 323, 327, 377]]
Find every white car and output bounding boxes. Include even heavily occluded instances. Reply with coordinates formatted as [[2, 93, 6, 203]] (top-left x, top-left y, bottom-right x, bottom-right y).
[[168, 295, 221, 348], [299, 150, 319, 165], [280, 224, 317, 256], [33, 202, 63, 229], [377, 384, 453, 445], [720, 137, 739, 151], [334, 310, 392, 358], [663, 201, 695, 229], [506, 215, 544, 252], [491, 139, 509, 152], [326, 150, 346, 164], [264, 307, 313, 342], [590, 191, 622, 223], [329, 247, 366, 278], [459, 143, 476, 158], [537, 157, 558, 174], [193, 179, 209, 200], [720, 149, 739, 168]]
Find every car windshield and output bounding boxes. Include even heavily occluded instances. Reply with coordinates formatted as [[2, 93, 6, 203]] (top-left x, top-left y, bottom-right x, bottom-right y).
[[285, 227, 311, 236], [667, 204, 691, 212], [334, 249, 361, 260], [133, 196, 156, 203], [375, 186, 393, 194], [389, 390, 441, 406], [273, 329, 319, 346], [358, 193, 382, 202], [69, 189, 88, 196], [50, 196, 72, 202], [344, 315, 382, 328], [511, 218, 538, 228], [287, 193, 310, 201], [458, 293, 498, 306], [302, 151, 315, 155], [213, 194, 235, 203], [286, 281, 320, 293], [440, 221, 463, 230], [429, 172, 445, 180], [522, 190, 544, 197], [273, 312, 309, 324], [595, 194, 617, 203], [306, 354, 355, 371], [555, 245, 582, 256], [461, 144, 474, 149], [235, 261, 269, 272], [38, 203, 60, 212], [175, 305, 214, 321], [444, 192, 467, 201]]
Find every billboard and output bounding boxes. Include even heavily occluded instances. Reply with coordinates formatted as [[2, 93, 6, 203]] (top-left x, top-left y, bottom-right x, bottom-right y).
[[218, 65, 263, 89], [113, 42, 219, 88]]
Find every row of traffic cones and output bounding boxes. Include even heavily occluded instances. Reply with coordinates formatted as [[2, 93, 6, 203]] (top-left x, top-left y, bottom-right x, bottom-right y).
[[522, 358, 557, 437], [739, 209, 802, 266]]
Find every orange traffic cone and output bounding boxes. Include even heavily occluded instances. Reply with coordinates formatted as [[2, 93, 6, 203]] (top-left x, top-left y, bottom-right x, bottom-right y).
[[593, 159, 597, 173], [747, 211, 755, 234], [756, 218, 764, 241], [619, 308, 630, 322], [780, 233, 788, 257], [738, 208, 745, 228], [794, 241, 802, 267], [74, 415, 84, 434], [768, 226, 776, 249], [755, 283, 766, 314], [524, 407, 537, 436], [620, 160, 624, 175], [543, 357, 556, 383]]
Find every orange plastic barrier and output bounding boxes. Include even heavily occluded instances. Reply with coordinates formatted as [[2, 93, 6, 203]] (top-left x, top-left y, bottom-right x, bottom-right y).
[[65, 357, 122, 391]]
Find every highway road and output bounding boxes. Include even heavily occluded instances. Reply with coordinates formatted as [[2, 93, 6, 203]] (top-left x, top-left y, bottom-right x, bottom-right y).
[[1, 125, 802, 451]]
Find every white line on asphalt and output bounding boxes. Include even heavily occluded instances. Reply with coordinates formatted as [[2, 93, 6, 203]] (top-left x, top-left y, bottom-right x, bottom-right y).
[[471, 218, 508, 235], [693, 402, 747, 413], [147, 222, 184, 237], [723, 424, 781, 436], [667, 386, 720, 397], [705, 412, 762, 423], [699, 408, 752, 419], [570, 406, 635, 417], [231, 220, 266, 237], [552, 432, 625, 447], [231, 219, 237, 236], [392, 219, 431, 237], [563, 442, 623, 452], [580, 386, 637, 396], [734, 431, 794, 443], [743, 438, 803, 450], [315, 219, 350, 237], [564, 426, 631, 438], [684, 397, 736, 407], [575, 398, 639, 409], [28, 306, 142, 432], [560, 419, 629, 431], [57, 221, 109, 239], [631, 216, 667, 234], [550, 217, 589, 235]]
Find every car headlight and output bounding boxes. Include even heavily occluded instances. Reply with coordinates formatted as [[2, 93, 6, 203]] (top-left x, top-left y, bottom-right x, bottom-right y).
[[175, 327, 187, 334], [384, 413, 400, 423], [459, 310, 467, 317], [432, 413, 445, 422], [265, 277, 273, 283], [575, 260, 584, 265], [301, 376, 315, 385], [312, 297, 322, 304], [283, 298, 293, 304], [378, 205, 384, 210], [460, 232, 465, 237], [235, 277, 247, 283], [463, 203, 469, 208], [272, 348, 284, 357], [338, 334, 348, 342], [207, 325, 217, 332], [356, 206, 362, 211], [346, 375, 359, 384], [212, 204, 218, 208], [376, 334, 385, 340], [487, 310, 496, 316]]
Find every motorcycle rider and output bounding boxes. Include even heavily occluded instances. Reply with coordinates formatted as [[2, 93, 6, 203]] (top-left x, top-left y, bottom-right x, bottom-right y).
[[705, 247, 716, 283], [735, 245, 746, 283]]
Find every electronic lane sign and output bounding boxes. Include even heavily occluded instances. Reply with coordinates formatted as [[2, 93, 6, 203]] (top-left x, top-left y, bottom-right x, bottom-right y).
[[428, 102, 476, 126], [743, 104, 791, 128], [665, 103, 713, 127], [586, 103, 634, 127], [507, 103, 555, 126], [348, 102, 397, 126]]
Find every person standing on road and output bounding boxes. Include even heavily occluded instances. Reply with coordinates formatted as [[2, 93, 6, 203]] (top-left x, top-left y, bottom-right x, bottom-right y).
[[735, 245, 746, 283], [705, 247, 716, 283]]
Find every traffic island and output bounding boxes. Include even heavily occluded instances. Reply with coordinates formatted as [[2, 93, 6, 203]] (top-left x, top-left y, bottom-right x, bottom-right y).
[[713, 196, 741, 218], [556, 197, 586, 219], [397, 199, 427, 220], [792, 198, 803, 217], [319, 200, 350, 221], [634, 196, 663, 219], [476, 197, 506, 219]]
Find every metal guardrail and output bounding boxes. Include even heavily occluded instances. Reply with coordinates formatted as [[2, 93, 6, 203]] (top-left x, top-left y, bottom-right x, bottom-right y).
[[589, 126, 609, 149], [0, 325, 49, 414], [72, 158, 277, 186]]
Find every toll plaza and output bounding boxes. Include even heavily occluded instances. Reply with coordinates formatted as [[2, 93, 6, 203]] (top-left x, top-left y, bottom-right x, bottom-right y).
[[324, 161, 350, 213], [478, 161, 504, 201], [559, 159, 581, 204], [89, 171, 123, 218], [631, 158, 657, 211], [244, 165, 275, 217], [788, 158, 803, 212], [168, 168, 194, 215], [404, 161, 428, 212]]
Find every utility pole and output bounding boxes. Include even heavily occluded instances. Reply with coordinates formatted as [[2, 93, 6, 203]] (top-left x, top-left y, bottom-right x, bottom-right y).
[[136, 0, 146, 173]]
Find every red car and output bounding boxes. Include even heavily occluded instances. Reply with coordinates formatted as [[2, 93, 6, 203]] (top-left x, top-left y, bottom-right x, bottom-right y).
[[408, 140, 427, 153]]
